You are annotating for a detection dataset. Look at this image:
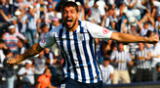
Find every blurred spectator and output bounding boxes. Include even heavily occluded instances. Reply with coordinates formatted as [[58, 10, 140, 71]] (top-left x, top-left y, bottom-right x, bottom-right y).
[[25, 5, 38, 46], [4, 51, 17, 88], [76, 1, 85, 20], [128, 25, 139, 59], [2, 25, 27, 54], [88, 1, 102, 24], [13, 0, 29, 10], [34, 51, 47, 84], [139, 22, 155, 36], [39, 23, 50, 40], [0, 0, 12, 23], [96, 0, 106, 17], [44, 48, 56, 65], [95, 38, 103, 64], [100, 40, 117, 64], [128, 24, 139, 36], [17, 40, 27, 54], [155, 15, 160, 35], [50, 17, 61, 30], [100, 58, 114, 85], [134, 43, 152, 82], [16, 8, 28, 34], [115, 2, 128, 32], [45, 4, 56, 24], [10, 16, 21, 33], [18, 60, 35, 88], [110, 43, 133, 84], [149, 40, 160, 81], [155, 62, 160, 81], [101, 6, 118, 32], [0, 41, 9, 68], [36, 67, 56, 88], [105, 0, 115, 6]]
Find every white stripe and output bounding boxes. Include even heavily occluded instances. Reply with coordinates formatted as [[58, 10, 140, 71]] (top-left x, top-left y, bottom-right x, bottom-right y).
[[85, 32, 98, 83], [136, 49, 151, 69], [62, 31, 75, 79], [63, 61, 68, 78], [77, 33, 90, 83], [69, 32, 82, 82]]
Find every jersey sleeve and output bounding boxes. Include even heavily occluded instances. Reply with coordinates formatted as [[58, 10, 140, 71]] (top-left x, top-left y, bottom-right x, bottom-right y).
[[85, 21, 112, 38], [39, 30, 56, 48]]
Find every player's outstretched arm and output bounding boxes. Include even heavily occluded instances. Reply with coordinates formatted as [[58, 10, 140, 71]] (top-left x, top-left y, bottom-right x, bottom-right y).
[[111, 32, 159, 43], [7, 43, 43, 65]]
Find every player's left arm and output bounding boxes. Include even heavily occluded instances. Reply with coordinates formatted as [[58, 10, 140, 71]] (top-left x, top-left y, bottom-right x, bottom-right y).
[[111, 32, 159, 43], [86, 21, 158, 43]]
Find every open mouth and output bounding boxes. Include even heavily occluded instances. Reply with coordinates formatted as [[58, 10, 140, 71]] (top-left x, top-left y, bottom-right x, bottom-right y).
[[66, 19, 73, 22], [65, 19, 73, 26], [64, 18, 75, 28]]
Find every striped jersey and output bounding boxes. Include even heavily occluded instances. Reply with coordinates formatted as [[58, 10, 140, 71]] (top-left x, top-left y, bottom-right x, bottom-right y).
[[135, 48, 152, 69], [100, 64, 114, 84], [150, 42, 160, 67], [110, 50, 131, 70], [39, 20, 112, 83], [2, 32, 26, 53]]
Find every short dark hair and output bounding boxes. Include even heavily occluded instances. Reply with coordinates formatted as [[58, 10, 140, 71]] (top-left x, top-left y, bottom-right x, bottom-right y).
[[103, 57, 110, 61], [61, 1, 79, 12], [40, 23, 49, 29], [156, 62, 160, 68]]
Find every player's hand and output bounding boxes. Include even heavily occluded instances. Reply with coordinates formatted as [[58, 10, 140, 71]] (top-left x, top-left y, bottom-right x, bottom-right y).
[[148, 34, 159, 43], [7, 55, 24, 65]]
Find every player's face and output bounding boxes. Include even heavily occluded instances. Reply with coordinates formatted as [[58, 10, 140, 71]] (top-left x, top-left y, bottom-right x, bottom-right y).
[[62, 6, 79, 29]]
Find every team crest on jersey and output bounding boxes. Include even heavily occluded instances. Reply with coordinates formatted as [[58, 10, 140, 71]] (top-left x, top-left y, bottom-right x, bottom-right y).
[[77, 33, 84, 41]]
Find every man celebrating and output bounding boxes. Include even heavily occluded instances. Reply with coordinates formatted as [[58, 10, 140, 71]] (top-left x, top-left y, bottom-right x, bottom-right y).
[[7, 1, 158, 88]]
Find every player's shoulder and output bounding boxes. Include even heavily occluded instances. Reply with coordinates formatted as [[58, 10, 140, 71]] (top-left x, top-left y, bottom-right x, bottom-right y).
[[80, 20, 98, 30], [80, 20, 93, 26], [80, 20, 101, 29]]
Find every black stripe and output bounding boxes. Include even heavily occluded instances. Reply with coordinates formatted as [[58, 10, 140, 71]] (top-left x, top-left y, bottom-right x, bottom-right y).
[[59, 28, 70, 78], [66, 31, 78, 80], [79, 23, 94, 83], [85, 25, 101, 81]]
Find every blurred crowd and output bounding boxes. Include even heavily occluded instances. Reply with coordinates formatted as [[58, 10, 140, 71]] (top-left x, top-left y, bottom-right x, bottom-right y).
[[1, 0, 160, 88]]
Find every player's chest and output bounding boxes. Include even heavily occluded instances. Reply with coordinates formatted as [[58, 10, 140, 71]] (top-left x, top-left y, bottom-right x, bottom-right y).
[[55, 32, 91, 45]]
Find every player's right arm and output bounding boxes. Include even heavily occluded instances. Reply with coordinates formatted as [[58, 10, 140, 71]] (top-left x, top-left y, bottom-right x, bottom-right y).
[[7, 29, 56, 65], [7, 43, 43, 64]]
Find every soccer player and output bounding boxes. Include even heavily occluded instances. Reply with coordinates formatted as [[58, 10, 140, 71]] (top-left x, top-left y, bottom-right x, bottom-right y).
[[7, 1, 159, 88]]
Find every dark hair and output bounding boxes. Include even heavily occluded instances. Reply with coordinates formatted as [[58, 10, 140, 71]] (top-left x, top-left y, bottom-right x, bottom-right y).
[[40, 23, 49, 29], [156, 62, 160, 68], [61, 1, 79, 12], [103, 57, 110, 61], [145, 30, 153, 37]]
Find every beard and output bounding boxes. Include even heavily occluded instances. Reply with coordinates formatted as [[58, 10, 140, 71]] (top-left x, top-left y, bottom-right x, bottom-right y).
[[64, 17, 78, 30]]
